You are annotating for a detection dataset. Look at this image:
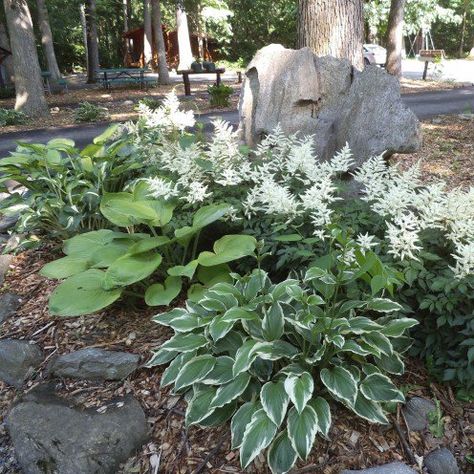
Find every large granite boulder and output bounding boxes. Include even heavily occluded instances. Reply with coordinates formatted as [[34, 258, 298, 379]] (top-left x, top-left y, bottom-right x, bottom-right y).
[[7, 387, 149, 474], [238, 44, 422, 168], [402, 396, 436, 432], [341, 463, 417, 474]]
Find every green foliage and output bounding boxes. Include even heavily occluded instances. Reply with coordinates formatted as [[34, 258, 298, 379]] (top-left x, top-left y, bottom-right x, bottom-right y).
[[149, 232, 414, 472], [427, 399, 445, 438], [0, 87, 16, 100], [0, 108, 27, 126], [74, 102, 108, 123], [208, 84, 233, 107], [137, 97, 163, 110]]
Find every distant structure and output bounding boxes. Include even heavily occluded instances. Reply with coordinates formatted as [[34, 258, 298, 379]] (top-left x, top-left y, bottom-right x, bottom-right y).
[[0, 46, 12, 87]]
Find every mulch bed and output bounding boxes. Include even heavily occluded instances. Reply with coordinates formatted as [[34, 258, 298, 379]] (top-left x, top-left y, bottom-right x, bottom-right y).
[[0, 248, 473, 473]]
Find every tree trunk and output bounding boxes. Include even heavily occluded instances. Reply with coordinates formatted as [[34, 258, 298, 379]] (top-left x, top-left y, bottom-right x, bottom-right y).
[[3, 0, 49, 116], [385, 0, 406, 77], [151, 0, 170, 83], [79, 4, 89, 73], [0, 19, 14, 84], [176, 0, 193, 70], [36, 0, 61, 80], [85, 0, 99, 83], [123, 0, 129, 32], [458, 0, 468, 57], [297, 0, 364, 69], [143, 0, 153, 66]]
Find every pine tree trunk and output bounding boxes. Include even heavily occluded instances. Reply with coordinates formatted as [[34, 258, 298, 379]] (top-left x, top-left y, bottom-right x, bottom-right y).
[[385, 0, 406, 77], [297, 0, 364, 69], [123, 0, 129, 32], [0, 19, 14, 84], [85, 0, 99, 83], [3, 0, 49, 116], [143, 0, 153, 67], [36, 0, 61, 80], [176, 0, 193, 70], [458, 0, 468, 57], [151, 0, 170, 83], [79, 4, 89, 73]]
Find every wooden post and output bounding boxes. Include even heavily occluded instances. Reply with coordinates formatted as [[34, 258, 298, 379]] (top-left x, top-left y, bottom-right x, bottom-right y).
[[422, 61, 429, 80], [183, 72, 191, 95], [216, 71, 221, 86]]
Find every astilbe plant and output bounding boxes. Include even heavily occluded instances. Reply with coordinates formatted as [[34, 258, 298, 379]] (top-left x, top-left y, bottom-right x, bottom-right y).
[[148, 232, 417, 472]]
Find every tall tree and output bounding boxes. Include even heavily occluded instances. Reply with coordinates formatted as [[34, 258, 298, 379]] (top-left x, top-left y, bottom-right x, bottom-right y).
[[3, 0, 49, 116], [122, 0, 129, 32], [385, 0, 406, 77], [36, 0, 61, 80], [84, 0, 99, 83], [176, 0, 193, 70], [297, 0, 364, 69], [151, 0, 170, 83], [0, 19, 14, 84], [143, 0, 153, 66]]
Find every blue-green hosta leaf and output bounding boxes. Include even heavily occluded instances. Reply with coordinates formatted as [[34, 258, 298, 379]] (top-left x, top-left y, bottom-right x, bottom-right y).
[[252, 341, 300, 361], [160, 352, 195, 387], [240, 409, 278, 469], [262, 303, 285, 341], [175, 355, 216, 391], [167, 260, 199, 279], [185, 385, 217, 426], [145, 349, 178, 367], [375, 352, 405, 375], [284, 372, 313, 414], [233, 339, 259, 377], [175, 204, 232, 240], [89, 240, 135, 268], [381, 318, 419, 337], [267, 430, 298, 474], [104, 252, 162, 288], [197, 235, 257, 267], [360, 373, 405, 403], [231, 400, 260, 449], [145, 276, 182, 306], [287, 405, 318, 460], [320, 366, 358, 407], [214, 331, 244, 357], [366, 298, 403, 313], [351, 393, 389, 424], [346, 317, 383, 334], [362, 363, 382, 376], [128, 236, 171, 255], [209, 315, 236, 342], [41, 256, 89, 279], [261, 380, 289, 427], [100, 192, 158, 227], [48, 269, 122, 317], [63, 229, 120, 258], [340, 340, 372, 356], [159, 332, 208, 352], [361, 332, 393, 357], [210, 373, 251, 409], [308, 397, 332, 438], [202, 356, 234, 385]]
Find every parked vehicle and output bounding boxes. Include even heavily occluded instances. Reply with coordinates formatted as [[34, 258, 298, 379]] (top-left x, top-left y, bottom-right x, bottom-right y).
[[364, 44, 387, 66]]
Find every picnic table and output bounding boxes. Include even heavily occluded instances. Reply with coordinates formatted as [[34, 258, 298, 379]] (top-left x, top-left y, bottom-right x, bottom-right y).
[[418, 50, 445, 80], [97, 68, 156, 90], [41, 71, 68, 94], [177, 68, 226, 96]]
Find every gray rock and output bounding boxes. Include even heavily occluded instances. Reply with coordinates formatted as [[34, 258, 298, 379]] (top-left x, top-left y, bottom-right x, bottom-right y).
[[340, 462, 417, 474], [0, 254, 12, 286], [0, 340, 43, 388], [0, 292, 21, 323], [48, 347, 140, 381], [238, 44, 421, 168], [402, 396, 436, 432], [6, 388, 149, 474], [122, 99, 134, 106], [0, 214, 18, 232], [424, 448, 460, 474]]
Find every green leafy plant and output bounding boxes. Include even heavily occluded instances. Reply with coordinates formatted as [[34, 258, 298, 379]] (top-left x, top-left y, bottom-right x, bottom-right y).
[[74, 101, 108, 122], [427, 399, 445, 438], [148, 232, 416, 472], [0, 108, 27, 126], [137, 97, 162, 110], [41, 191, 257, 317], [208, 84, 233, 107]]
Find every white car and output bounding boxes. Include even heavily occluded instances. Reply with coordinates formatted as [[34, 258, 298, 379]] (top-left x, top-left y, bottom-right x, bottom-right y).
[[363, 44, 387, 66]]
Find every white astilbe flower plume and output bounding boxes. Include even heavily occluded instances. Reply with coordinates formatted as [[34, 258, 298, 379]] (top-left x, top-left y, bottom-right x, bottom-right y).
[[386, 212, 423, 261]]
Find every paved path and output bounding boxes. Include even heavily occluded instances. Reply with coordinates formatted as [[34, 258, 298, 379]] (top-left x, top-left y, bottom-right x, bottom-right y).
[[1, 87, 473, 156]]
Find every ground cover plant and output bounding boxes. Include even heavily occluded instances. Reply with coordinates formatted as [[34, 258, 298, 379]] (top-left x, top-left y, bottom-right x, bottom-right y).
[[208, 84, 234, 107], [0, 108, 27, 126], [74, 101, 109, 123]]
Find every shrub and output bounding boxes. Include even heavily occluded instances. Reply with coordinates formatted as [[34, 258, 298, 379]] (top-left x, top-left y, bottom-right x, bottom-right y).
[[208, 84, 233, 107], [0, 108, 27, 126], [137, 97, 162, 110], [74, 101, 108, 122], [149, 232, 416, 472]]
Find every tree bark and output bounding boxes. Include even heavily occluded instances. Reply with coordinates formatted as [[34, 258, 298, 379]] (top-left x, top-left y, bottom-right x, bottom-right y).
[[143, 0, 153, 66], [297, 0, 364, 69], [79, 4, 89, 73], [176, 0, 193, 70], [84, 0, 99, 83], [458, 0, 468, 57], [35, 0, 61, 80], [385, 0, 406, 77], [151, 0, 170, 83], [123, 0, 129, 32], [3, 0, 49, 116], [0, 19, 14, 84]]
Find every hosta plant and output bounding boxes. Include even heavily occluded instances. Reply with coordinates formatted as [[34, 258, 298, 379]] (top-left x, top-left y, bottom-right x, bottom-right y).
[[149, 233, 417, 472], [41, 187, 256, 317]]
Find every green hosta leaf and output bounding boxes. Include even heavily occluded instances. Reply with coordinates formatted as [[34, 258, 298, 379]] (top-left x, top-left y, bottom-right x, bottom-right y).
[[209, 315, 236, 342], [252, 341, 300, 361], [267, 430, 298, 474], [198, 401, 237, 427], [271, 279, 300, 303], [284, 372, 313, 414], [41, 256, 89, 279], [145, 276, 182, 306], [49, 269, 122, 317], [287, 405, 318, 460], [175, 355, 216, 391], [129, 236, 171, 254], [367, 298, 403, 313], [261, 380, 289, 427], [262, 303, 285, 341], [351, 393, 389, 424], [361, 332, 393, 357], [360, 373, 405, 403], [233, 339, 259, 376], [371, 275, 386, 295], [341, 340, 372, 356], [175, 204, 232, 240], [152, 307, 188, 326], [160, 352, 195, 387], [231, 400, 259, 449], [104, 252, 162, 288], [200, 291, 238, 312], [63, 229, 119, 259], [166, 313, 203, 333], [100, 192, 157, 227], [346, 317, 383, 334], [222, 307, 257, 322], [198, 235, 257, 267], [159, 333, 208, 352], [202, 356, 234, 385], [145, 349, 178, 367], [90, 240, 135, 268], [381, 318, 419, 337], [146, 199, 176, 227], [186, 386, 217, 426], [93, 123, 119, 144], [320, 366, 357, 406], [210, 372, 251, 409], [167, 260, 199, 279], [375, 352, 405, 375], [308, 397, 331, 438], [240, 409, 278, 469]]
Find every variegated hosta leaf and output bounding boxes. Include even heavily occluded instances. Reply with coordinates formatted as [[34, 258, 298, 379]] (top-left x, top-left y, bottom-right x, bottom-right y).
[[233, 339, 259, 376], [261, 380, 289, 427], [366, 298, 403, 313], [201, 356, 234, 385], [360, 373, 405, 403], [185, 386, 216, 426], [252, 340, 299, 361], [166, 313, 203, 333], [287, 405, 318, 460], [240, 409, 278, 469], [159, 332, 208, 352], [267, 430, 298, 474], [262, 303, 285, 341], [145, 349, 178, 367], [209, 315, 236, 342], [320, 366, 358, 407], [361, 332, 393, 357], [381, 317, 418, 337], [346, 316, 383, 334], [375, 352, 405, 375], [174, 355, 216, 391], [351, 392, 389, 424], [308, 397, 332, 438], [199, 401, 237, 427], [284, 372, 313, 414], [231, 400, 260, 449], [160, 352, 195, 387], [210, 372, 251, 409], [152, 307, 188, 325]]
